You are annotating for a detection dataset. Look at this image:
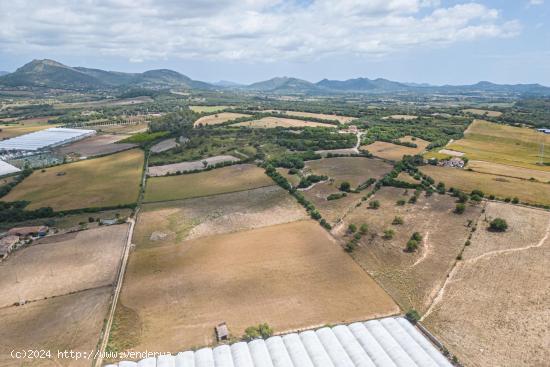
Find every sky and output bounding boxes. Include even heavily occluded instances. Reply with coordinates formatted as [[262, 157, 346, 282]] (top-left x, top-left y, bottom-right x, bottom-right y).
[[0, 0, 549, 85]]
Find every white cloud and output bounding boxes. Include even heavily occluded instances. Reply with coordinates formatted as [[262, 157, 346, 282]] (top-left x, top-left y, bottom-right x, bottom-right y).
[[0, 0, 520, 63], [529, 0, 544, 5]]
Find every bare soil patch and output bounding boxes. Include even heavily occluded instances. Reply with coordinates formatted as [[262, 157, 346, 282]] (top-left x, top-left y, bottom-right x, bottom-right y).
[[423, 202, 550, 367], [150, 138, 177, 153], [114, 220, 399, 354], [0, 287, 111, 367], [333, 187, 483, 313], [56, 134, 137, 157], [147, 155, 240, 176], [363, 138, 430, 161], [135, 186, 307, 248], [232, 116, 335, 128], [0, 225, 128, 307], [305, 157, 392, 187]]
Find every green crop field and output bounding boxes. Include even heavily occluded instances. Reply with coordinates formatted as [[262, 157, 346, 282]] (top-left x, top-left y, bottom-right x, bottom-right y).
[[144, 164, 273, 202], [4, 149, 144, 210]]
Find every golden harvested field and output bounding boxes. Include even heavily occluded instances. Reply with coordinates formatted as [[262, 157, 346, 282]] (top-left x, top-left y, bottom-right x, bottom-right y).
[[91, 122, 149, 135], [189, 105, 230, 113], [279, 111, 355, 124], [462, 108, 503, 117], [0, 287, 112, 367], [0, 225, 128, 307], [333, 187, 482, 313], [420, 165, 550, 205], [423, 202, 550, 367], [467, 160, 550, 183], [113, 220, 399, 353], [363, 137, 430, 161], [232, 116, 335, 128], [305, 157, 393, 187], [193, 112, 249, 126], [447, 119, 550, 170], [4, 149, 144, 210], [135, 186, 307, 248], [0, 122, 58, 139], [144, 164, 273, 202]]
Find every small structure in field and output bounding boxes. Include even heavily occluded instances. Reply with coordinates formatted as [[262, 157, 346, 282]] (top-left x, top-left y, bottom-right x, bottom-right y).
[[537, 128, 550, 134], [8, 226, 49, 237], [100, 218, 118, 226], [438, 157, 465, 168], [215, 322, 229, 341]]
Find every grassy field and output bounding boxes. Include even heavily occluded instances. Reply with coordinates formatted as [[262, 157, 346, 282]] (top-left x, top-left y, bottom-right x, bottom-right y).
[[305, 157, 393, 187], [232, 116, 335, 128], [113, 220, 398, 353], [189, 105, 230, 113], [462, 108, 502, 117], [333, 186, 483, 313], [302, 182, 363, 224], [4, 149, 144, 210], [447, 119, 550, 170], [467, 160, 550, 183], [421, 165, 550, 205], [194, 112, 249, 126], [144, 164, 273, 202], [92, 122, 149, 135], [135, 186, 307, 247], [423, 202, 550, 367], [0, 122, 58, 139], [363, 137, 430, 161]]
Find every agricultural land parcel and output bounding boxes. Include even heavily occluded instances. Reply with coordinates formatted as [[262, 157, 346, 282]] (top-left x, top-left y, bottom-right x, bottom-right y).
[[193, 112, 249, 126], [147, 155, 240, 176], [423, 202, 550, 367], [112, 220, 399, 354], [363, 136, 430, 161], [275, 110, 355, 124], [4, 149, 144, 210], [462, 108, 503, 117], [56, 134, 137, 157], [189, 105, 230, 113], [0, 225, 129, 367], [333, 186, 482, 313], [144, 164, 273, 202], [231, 116, 336, 128]]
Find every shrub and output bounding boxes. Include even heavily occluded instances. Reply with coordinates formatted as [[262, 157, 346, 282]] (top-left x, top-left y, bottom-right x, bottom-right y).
[[348, 223, 357, 233], [455, 203, 466, 214], [339, 181, 351, 192], [411, 232, 422, 241], [489, 218, 508, 232], [406, 309, 420, 323], [406, 239, 418, 252], [359, 224, 368, 234], [392, 216, 404, 225], [369, 200, 380, 209], [408, 195, 417, 204], [383, 229, 395, 240], [396, 199, 406, 206], [243, 323, 273, 341], [512, 197, 519, 204], [327, 193, 346, 201]]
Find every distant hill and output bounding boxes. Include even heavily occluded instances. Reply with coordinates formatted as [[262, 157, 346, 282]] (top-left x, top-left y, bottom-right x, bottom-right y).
[[316, 77, 409, 92], [0, 71, 10, 76], [246, 77, 320, 93], [213, 80, 243, 87], [0, 59, 215, 91]]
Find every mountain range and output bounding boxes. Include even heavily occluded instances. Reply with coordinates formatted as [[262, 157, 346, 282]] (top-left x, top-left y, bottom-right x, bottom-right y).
[[1, 59, 549, 96]]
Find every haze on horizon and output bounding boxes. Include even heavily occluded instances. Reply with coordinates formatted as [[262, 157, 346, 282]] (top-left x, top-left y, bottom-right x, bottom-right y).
[[1, 0, 549, 86]]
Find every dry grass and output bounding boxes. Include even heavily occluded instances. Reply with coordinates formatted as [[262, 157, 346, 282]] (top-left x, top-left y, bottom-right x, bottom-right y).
[[0, 225, 128, 307], [0, 287, 112, 367], [276, 167, 301, 187], [382, 115, 418, 120], [447, 119, 550, 171], [231, 116, 335, 128], [92, 123, 149, 135], [144, 164, 273, 202], [363, 138, 430, 161], [423, 202, 550, 367], [333, 187, 482, 313], [467, 160, 550, 183], [194, 112, 250, 126], [0, 123, 58, 139], [276, 111, 355, 124], [114, 220, 399, 354], [420, 165, 550, 205], [4, 149, 144, 210], [189, 106, 230, 113], [135, 186, 307, 248], [462, 108, 502, 117], [147, 155, 240, 176], [306, 157, 393, 187], [302, 182, 362, 225]]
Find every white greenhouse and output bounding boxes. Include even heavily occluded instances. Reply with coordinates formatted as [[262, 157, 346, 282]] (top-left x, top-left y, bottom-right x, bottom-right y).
[[105, 317, 452, 367], [0, 160, 21, 176], [0, 127, 95, 152]]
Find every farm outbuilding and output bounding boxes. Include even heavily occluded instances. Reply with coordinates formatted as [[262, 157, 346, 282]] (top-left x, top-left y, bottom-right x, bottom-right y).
[[105, 317, 452, 367], [7, 226, 49, 237]]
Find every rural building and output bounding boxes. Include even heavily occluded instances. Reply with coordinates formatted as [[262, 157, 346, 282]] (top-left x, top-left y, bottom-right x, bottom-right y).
[[0, 127, 95, 152], [215, 323, 229, 341], [105, 317, 452, 367], [100, 218, 119, 225], [438, 157, 465, 168], [0, 235, 19, 260], [8, 225, 49, 237], [0, 160, 21, 176], [537, 128, 550, 134]]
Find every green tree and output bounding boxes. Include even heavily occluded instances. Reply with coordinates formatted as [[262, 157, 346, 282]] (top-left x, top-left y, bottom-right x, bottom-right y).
[[369, 200, 380, 209], [339, 181, 351, 192], [489, 218, 508, 232], [359, 224, 368, 234], [383, 229, 395, 239], [455, 203, 466, 214], [392, 216, 404, 225], [406, 239, 419, 252], [348, 223, 357, 233]]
